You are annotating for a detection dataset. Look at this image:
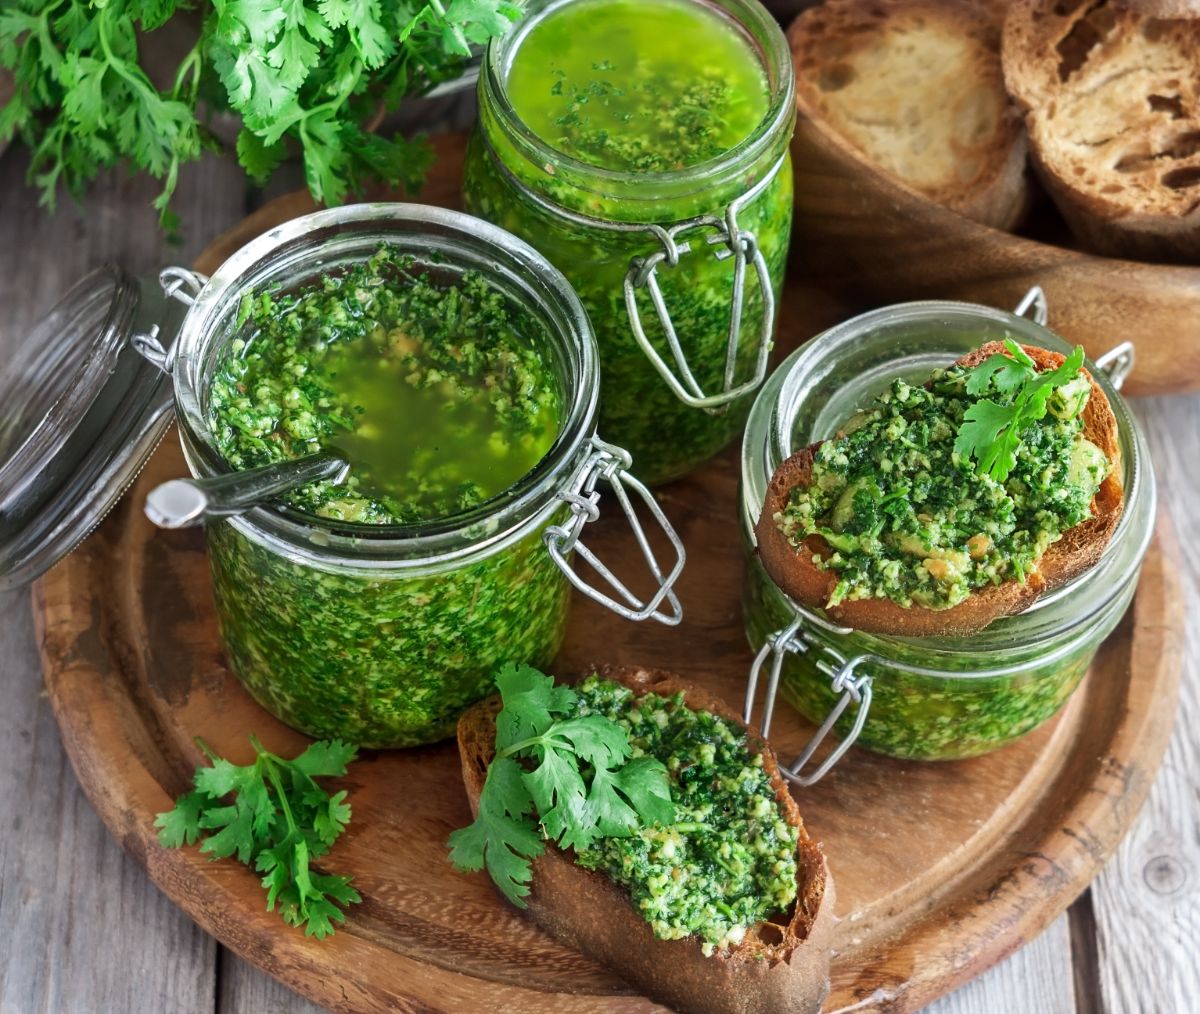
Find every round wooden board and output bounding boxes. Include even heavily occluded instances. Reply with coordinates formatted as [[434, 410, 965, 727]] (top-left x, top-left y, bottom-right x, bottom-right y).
[[34, 134, 1185, 1013]]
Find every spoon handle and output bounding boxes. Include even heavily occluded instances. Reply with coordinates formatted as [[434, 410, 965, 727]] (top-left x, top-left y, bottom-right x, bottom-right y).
[[144, 453, 350, 529]]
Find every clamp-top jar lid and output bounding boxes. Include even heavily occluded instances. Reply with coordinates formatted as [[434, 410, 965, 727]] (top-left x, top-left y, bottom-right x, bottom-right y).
[[739, 291, 1155, 783]]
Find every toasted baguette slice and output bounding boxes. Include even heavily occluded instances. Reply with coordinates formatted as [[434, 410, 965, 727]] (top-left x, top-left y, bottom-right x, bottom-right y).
[[457, 665, 836, 1014], [790, 0, 1029, 230], [1003, 0, 1200, 261], [755, 343, 1125, 638]]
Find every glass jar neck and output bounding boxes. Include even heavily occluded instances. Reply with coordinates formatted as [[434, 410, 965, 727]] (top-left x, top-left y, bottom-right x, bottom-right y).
[[171, 204, 599, 574], [477, 0, 795, 217]]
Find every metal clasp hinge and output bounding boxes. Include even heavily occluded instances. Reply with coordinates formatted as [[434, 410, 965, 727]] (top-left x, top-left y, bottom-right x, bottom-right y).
[[744, 617, 874, 786], [1013, 287, 1136, 391], [624, 202, 775, 414], [1095, 340, 1135, 391], [131, 267, 207, 374], [544, 437, 685, 625]]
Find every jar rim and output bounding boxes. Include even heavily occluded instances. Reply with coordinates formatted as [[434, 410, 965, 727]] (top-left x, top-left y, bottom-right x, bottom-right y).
[[171, 203, 599, 571], [741, 298, 1157, 659], [480, 0, 795, 200]]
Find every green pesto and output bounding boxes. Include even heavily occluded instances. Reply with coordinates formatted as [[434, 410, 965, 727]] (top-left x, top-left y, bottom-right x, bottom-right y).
[[775, 364, 1110, 610], [208, 515, 572, 748], [505, 0, 770, 173], [741, 548, 1107, 760], [208, 247, 561, 525], [573, 675, 798, 954], [466, 0, 793, 484]]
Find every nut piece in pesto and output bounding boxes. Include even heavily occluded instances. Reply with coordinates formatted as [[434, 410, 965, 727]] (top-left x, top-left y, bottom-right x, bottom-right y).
[[755, 340, 1125, 638]]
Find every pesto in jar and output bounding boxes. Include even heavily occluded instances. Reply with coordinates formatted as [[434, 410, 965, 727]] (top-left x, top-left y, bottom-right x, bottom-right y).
[[573, 675, 798, 953], [208, 247, 561, 525], [203, 247, 574, 747], [774, 362, 1110, 610], [466, 0, 794, 484]]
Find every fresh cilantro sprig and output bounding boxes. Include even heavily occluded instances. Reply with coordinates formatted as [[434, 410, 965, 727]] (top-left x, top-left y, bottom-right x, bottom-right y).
[[447, 665, 675, 908], [0, 1, 524, 227], [954, 339, 1086, 483], [155, 736, 361, 939]]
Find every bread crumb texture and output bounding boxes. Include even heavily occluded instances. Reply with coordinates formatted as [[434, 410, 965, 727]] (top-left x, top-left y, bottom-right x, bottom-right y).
[[1004, 0, 1200, 259], [791, 0, 1026, 226]]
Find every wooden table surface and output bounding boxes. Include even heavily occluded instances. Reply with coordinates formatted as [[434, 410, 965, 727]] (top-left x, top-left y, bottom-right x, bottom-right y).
[[0, 141, 1196, 1014]]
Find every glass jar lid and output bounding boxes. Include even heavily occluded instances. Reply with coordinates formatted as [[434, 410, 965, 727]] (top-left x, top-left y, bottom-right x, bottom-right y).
[[0, 265, 186, 590]]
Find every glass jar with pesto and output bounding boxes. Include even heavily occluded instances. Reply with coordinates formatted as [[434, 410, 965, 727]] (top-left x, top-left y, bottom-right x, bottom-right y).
[[739, 299, 1155, 778], [157, 205, 684, 749], [464, 0, 796, 485]]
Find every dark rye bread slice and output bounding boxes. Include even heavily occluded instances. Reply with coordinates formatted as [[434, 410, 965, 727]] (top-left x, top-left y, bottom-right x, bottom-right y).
[[1002, 0, 1200, 262], [755, 343, 1124, 638], [456, 665, 836, 1014], [790, 0, 1030, 230]]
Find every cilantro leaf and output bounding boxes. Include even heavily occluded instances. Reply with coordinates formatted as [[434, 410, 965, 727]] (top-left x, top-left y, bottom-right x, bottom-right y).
[[153, 788, 211, 848], [957, 342, 1088, 482], [449, 668, 677, 905], [447, 756, 544, 907], [155, 736, 360, 938], [493, 663, 576, 751]]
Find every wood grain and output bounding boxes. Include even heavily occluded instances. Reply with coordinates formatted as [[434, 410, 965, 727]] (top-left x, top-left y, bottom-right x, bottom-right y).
[[31, 140, 1187, 1010], [785, 26, 1200, 398], [1088, 397, 1200, 1014]]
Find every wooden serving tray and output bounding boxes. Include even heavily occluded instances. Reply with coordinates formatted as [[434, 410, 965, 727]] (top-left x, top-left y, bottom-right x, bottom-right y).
[[33, 136, 1185, 1013]]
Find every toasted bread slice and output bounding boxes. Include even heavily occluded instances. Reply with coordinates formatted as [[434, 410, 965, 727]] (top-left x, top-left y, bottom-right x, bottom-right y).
[[1003, 0, 1200, 261], [755, 343, 1125, 638], [457, 665, 836, 1014], [790, 0, 1029, 230], [1114, 0, 1200, 17]]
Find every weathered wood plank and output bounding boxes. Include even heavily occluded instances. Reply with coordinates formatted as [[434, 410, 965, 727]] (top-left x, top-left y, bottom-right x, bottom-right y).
[[219, 952, 327, 1014], [924, 914, 1075, 1014], [1087, 395, 1200, 1014], [0, 145, 250, 1014]]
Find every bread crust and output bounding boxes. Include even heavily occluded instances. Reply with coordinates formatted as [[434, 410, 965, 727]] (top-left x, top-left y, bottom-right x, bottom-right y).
[[790, 0, 1030, 230], [755, 343, 1125, 638], [457, 665, 836, 1014], [1003, 0, 1200, 261], [1113, 0, 1200, 17]]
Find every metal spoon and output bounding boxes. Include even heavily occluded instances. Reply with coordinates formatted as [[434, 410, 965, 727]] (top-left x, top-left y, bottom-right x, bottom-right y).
[[144, 453, 350, 529]]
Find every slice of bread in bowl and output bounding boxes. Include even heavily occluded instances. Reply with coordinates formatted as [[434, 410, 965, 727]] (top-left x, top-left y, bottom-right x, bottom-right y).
[[456, 665, 836, 1014], [790, 0, 1029, 230], [756, 343, 1125, 638], [1003, 0, 1200, 262]]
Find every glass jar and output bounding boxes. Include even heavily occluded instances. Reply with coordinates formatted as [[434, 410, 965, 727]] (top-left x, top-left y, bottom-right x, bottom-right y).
[[739, 297, 1155, 777], [464, 0, 796, 485], [0, 204, 686, 748]]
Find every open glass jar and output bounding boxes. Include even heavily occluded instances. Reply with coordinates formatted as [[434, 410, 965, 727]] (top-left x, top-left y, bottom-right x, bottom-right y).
[[0, 205, 685, 749], [739, 297, 1155, 781], [464, 0, 796, 484]]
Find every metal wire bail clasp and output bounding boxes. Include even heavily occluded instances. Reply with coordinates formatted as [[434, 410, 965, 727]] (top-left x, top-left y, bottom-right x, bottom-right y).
[[131, 268, 208, 374], [623, 199, 775, 415], [544, 437, 685, 625], [744, 618, 874, 786]]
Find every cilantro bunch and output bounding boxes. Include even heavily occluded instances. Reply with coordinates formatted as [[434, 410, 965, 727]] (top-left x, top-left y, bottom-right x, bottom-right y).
[[155, 736, 360, 939], [448, 665, 675, 907], [0, 1, 523, 229], [955, 339, 1087, 483]]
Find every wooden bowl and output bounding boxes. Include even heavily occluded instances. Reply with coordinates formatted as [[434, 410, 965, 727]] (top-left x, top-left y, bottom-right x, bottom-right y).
[[786, 36, 1200, 397]]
